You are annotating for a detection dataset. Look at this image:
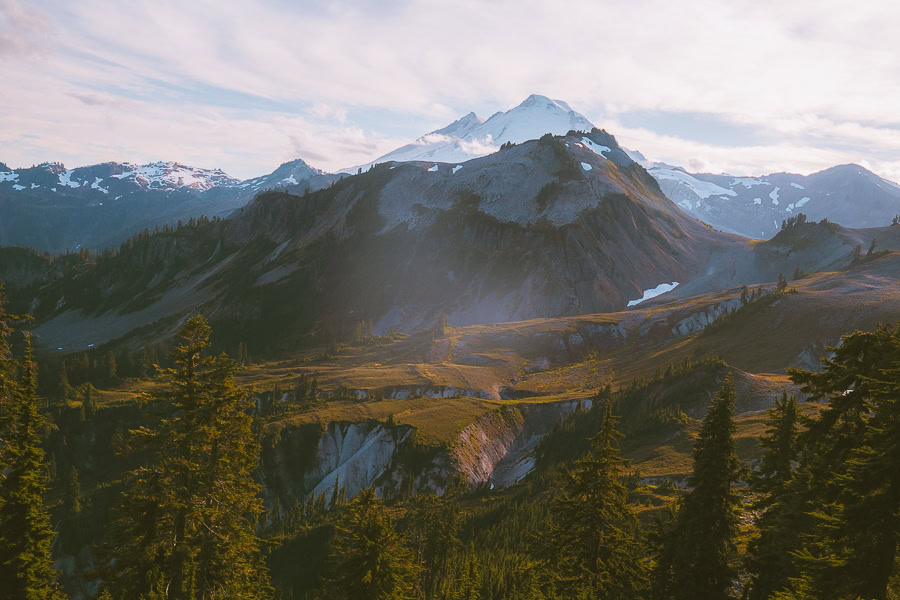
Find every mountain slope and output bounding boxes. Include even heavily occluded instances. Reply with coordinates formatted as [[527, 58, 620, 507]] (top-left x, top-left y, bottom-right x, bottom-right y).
[[0, 159, 341, 252], [648, 163, 900, 239], [4, 129, 731, 352], [11, 129, 895, 359], [343, 94, 594, 172]]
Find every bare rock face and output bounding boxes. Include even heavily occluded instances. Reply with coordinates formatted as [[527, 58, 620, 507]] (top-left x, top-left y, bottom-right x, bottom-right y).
[[308, 422, 412, 504]]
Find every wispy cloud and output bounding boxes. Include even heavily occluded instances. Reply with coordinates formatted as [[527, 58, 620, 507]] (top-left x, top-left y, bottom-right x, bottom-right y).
[[1, 0, 899, 181], [0, 0, 52, 57]]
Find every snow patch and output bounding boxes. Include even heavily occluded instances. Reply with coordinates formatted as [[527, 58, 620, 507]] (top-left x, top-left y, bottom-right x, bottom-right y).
[[790, 182, 805, 189], [58, 170, 81, 188], [282, 174, 298, 185], [753, 198, 762, 205], [769, 187, 780, 205], [428, 164, 439, 172], [91, 177, 109, 194], [452, 165, 463, 174], [30, 183, 40, 189], [12, 184, 25, 190], [650, 168, 737, 199], [796, 196, 811, 208], [731, 177, 769, 188], [580, 162, 592, 171], [627, 282, 680, 307], [0, 171, 18, 183], [581, 137, 611, 158]]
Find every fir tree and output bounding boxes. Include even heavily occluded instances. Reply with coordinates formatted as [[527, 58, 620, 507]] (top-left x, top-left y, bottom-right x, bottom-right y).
[[867, 237, 878, 257], [64, 466, 82, 516], [55, 362, 72, 409], [103, 315, 271, 599], [652, 374, 743, 600], [0, 333, 66, 599], [408, 491, 461, 598], [779, 324, 900, 599], [544, 400, 648, 598], [745, 392, 800, 599], [776, 272, 788, 294], [81, 384, 97, 420], [326, 486, 420, 599]]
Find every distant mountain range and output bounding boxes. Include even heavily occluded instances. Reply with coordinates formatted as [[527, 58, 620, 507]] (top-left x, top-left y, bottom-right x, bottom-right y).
[[8, 124, 898, 357], [0, 159, 341, 252], [346, 95, 900, 238], [4, 94, 900, 253], [642, 162, 900, 239]]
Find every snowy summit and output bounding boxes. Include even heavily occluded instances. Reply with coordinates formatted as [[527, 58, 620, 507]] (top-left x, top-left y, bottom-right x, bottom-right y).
[[343, 94, 595, 172]]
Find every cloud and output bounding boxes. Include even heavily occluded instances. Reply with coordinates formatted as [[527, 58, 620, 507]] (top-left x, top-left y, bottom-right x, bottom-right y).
[[458, 135, 498, 156], [0, 0, 52, 57], [2, 0, 899, 181]]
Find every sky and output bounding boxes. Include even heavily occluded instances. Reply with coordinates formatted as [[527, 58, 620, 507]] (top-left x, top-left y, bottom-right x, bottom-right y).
[[1, 0, 899, 182]]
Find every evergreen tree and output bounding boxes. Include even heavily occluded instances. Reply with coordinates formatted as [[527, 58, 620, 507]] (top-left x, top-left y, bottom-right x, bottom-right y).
[[0, 333, 66, 599], [408, 491, 461, 598], [778, 324, 900, 599], [745, 392, 800, 599], [326, 486, 420, 599], [103, 351, 117, 382], [103, 315, 271, 599], [81, 384, 97, 420], [776, 273, 788, 294], [55, 361, 73, 409], [452, 551, 481, 600], [65, 466, 82, 516], [652, 374, 743, 600], [544, 400, 648, 598], [867, 237, 878, 257]]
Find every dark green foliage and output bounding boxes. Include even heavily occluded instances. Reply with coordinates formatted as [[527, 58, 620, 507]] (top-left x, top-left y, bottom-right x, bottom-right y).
[[775, 324, 900, 599], [745, 392, 800, 599], [543, 401, 649, 598], [101, 315, 271, 599], [0, 331, 66, 599], [325, 486, 420, 599], [80, 383, 97, 420], [867, 237, 878, 257], [776, 272, 788, 294], [407, 491, 461, 598], [702, 287, 775, 337], [780, 213, 808, 232], [652, 375, 743, 600], [64, 466, 82, 516]]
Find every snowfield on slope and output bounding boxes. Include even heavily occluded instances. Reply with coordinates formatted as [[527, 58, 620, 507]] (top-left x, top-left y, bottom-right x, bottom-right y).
[[627, 282, 680, 307]]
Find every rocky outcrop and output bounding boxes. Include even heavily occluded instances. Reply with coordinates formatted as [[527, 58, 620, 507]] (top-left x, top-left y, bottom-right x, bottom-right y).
[[450, 399, 593, 487]]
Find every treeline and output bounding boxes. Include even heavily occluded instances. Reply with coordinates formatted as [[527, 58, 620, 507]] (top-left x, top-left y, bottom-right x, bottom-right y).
[[5, 276, 900, 597]]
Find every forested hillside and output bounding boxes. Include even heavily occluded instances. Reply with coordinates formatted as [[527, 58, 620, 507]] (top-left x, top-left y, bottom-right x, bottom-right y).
[[3, 283, 900, 599]]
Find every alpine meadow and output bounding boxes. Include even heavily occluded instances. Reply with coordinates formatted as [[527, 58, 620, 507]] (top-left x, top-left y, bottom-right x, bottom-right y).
[[2, 1, 900, 599]]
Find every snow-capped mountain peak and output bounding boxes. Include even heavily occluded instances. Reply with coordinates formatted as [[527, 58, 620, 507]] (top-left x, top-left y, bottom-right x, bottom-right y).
[[110, 161, 239, 191], [433, 112, 485, 137], [342, 94, 596, 173]]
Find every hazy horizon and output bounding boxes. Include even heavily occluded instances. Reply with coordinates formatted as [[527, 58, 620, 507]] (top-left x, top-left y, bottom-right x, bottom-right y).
[[2, 0, 899, 182]]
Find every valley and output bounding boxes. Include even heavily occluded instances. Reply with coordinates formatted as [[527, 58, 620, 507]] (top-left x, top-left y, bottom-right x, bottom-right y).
[[2, 90, 899, 599]]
